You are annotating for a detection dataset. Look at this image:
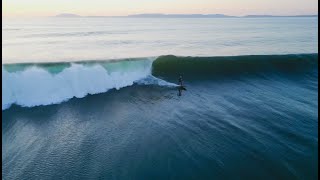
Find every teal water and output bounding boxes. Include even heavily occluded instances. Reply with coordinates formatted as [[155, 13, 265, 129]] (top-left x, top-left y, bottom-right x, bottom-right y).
[[2, 54, 318, 179]]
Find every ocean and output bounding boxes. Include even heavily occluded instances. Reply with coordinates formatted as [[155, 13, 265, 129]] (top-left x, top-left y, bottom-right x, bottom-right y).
[[2, 17, 318, 179]]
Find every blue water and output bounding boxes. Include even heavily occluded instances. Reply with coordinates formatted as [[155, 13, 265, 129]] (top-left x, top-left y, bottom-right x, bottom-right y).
[[2, 17, 318, 179], [3, 17, 318, 63]]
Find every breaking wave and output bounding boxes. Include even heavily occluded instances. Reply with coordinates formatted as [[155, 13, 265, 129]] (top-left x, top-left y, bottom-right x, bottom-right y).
[[2, 54, 317, 110], [2, 58, 172, 110]]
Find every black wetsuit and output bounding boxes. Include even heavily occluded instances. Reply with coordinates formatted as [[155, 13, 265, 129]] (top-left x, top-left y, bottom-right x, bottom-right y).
[[178, 76, 183, 96], [178, 77, 183, 86]]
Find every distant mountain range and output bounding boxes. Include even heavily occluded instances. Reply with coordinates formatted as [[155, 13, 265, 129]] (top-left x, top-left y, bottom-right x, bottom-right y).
[[126, 14, 235, 18], [243, 15, 318, 18], [55, 13, 82, 17], [54, 13, 318, 18]]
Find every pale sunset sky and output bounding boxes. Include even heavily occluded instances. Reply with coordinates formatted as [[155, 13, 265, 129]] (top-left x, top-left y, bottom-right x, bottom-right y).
[[3, 0, 318, 17]]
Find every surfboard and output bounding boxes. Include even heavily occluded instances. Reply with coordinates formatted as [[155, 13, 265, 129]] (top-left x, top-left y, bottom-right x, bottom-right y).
[[178, 86, 187, 90]]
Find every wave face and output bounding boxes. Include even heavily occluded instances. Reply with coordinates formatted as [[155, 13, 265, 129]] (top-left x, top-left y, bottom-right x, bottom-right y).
[[152, 54, 318, 80], [2, 58, 157, 110], [2, 54, 317, 110]]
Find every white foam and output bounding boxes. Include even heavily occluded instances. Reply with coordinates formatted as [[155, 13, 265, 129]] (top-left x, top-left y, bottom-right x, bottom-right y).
[[2, 61, 159, 110], [137, 75, 178, 87]]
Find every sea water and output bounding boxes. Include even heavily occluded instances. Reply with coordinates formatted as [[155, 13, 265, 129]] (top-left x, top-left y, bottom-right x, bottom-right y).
[[3, 17, 317, 63], [2, 17, 318, 179]]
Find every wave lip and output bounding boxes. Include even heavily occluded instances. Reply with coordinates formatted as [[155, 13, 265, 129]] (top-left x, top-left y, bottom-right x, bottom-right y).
[[2, 59, 154, 110]]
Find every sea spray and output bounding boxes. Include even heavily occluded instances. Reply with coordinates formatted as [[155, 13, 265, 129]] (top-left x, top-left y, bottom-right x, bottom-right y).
[[2, 58, 155, 110]]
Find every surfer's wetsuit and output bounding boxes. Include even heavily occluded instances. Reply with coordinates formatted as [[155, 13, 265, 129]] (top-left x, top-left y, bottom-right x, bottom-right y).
[[178, 76, 183, 96], [178, 76, 183, 86]]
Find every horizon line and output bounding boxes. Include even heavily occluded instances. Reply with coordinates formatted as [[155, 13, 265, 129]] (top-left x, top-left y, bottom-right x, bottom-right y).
[[3, 13, 318, 18], [54, 13, 319, 17]]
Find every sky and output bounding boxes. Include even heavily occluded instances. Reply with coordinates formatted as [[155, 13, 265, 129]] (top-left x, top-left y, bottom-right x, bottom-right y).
[[2, 0, 318, 17]]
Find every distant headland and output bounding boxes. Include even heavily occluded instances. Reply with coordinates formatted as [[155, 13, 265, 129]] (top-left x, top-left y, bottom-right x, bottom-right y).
[[54, 13, 318, 18], [55, 13, 82, 18]]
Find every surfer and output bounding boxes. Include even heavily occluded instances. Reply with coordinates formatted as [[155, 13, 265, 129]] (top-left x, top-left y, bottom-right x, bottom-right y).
[[178, 75, 183, 86], [178, 75, 183, 96]]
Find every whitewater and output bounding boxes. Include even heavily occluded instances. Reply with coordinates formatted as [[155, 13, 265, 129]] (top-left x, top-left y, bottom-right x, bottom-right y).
[[2, 58, 181, 110]]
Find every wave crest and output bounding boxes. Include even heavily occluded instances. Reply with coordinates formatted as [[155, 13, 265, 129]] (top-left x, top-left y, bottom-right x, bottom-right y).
[[2, 59, 154, 110]]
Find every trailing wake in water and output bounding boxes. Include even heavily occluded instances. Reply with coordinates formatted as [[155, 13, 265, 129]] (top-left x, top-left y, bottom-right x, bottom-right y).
[[2, 54, 317, 110]]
